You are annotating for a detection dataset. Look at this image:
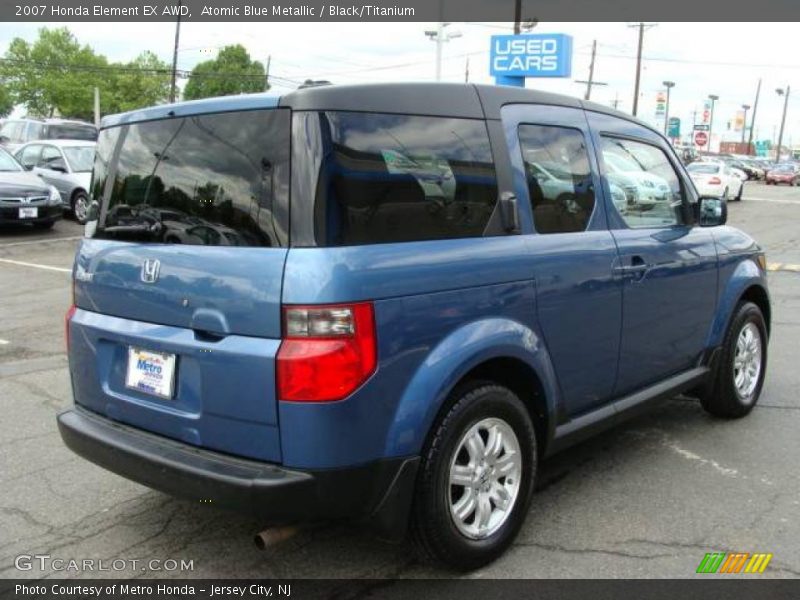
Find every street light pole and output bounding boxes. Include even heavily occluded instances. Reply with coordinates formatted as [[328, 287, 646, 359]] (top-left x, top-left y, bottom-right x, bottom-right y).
[[775, 86, 790, 162], [708, 94, 719, 154], [741, 104, 751, 145], [663, 80, 675, 137], [425, 23, 461, 82]]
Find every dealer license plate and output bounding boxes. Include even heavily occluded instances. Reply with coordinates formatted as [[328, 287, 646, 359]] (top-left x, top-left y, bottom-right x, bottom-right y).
[[125, 347, 176, 399], [18, 207, 38, 219]]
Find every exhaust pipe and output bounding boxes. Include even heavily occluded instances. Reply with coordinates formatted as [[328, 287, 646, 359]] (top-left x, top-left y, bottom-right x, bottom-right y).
[[254, 526, 300, 550]]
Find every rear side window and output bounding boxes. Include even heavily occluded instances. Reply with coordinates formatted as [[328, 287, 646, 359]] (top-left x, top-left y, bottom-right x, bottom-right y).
[[94, 109, 290, 247], [518, 124, 595, 234], [47, 123, 98, 141], [313, 112, 498, 246]]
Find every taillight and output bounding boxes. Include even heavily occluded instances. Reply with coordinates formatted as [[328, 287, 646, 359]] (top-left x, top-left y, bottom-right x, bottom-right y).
[[708, 176, 722, 185], [276, 303, 377, 402]]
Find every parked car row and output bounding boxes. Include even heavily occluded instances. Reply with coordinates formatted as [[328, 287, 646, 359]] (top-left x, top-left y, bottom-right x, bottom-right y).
[[765, 163, 800, 186], [0, 116, 98, 230]]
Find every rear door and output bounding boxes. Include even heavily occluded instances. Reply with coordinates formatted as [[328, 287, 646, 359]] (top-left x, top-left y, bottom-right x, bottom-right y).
[[502, 103, 622, 418], [70, 107, 291, 462], [586, 111, 718, 395]]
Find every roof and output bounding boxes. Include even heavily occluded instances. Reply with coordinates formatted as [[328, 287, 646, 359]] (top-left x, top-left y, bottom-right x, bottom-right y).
[[99, 82, 660, 137], [17, 139, 96, 148]]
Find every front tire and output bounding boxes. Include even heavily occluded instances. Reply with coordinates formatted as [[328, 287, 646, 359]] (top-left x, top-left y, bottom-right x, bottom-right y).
[[700, 301, 767, 418], [410, 382, 536, 571], [71, 191, 90, 224]]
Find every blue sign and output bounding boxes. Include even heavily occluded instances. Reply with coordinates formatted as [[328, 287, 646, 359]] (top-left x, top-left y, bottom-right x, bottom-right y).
[[489, 34, 573, 79]]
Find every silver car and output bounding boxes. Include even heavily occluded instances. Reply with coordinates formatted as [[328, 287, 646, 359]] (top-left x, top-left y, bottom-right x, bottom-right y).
[[14, 140, 95, 223]]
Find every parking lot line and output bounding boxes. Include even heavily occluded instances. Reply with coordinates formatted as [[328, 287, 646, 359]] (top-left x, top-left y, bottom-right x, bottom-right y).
[[0, 257, 71, 273], [768, 263, 800, 273], [0, 235, 82, 248]]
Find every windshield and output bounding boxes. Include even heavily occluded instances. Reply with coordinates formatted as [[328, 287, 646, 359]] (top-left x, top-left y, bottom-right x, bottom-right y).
[[92, 108, 290, 247], [62, 146, 95, 172], [0, 148, 23, 172], [48, 123, 98, 141], [688, 164, 720, 174]]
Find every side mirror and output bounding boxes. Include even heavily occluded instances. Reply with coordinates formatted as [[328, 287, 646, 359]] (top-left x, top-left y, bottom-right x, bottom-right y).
[[498, 191, 520, 233], [695, 196, 727, 227], [50, 160, 68, 173]]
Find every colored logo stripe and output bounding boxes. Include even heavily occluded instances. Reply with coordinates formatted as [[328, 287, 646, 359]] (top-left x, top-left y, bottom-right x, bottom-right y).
[[697, 552, 772, 574]]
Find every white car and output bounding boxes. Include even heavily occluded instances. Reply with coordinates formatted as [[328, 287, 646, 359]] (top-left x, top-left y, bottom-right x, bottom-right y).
[[602, 152, 670, 209], [687, 161, 743, 201]]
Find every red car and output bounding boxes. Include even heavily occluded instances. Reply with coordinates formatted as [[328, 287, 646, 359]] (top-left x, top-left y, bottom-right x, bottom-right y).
[[765, 165, 800, 185]]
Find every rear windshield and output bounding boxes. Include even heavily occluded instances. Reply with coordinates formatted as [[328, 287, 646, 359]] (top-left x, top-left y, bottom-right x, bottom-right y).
[[47, 123, 98, 141], [308, 111, 498, 246], [92, 109, 290, 247]]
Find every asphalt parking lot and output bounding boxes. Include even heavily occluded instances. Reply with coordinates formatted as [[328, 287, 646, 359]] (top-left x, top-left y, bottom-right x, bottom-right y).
[[1, 181, 799, 580]]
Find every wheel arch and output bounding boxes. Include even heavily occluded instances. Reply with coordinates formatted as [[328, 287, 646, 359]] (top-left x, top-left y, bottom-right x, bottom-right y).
[[383, 317, 560, 461]]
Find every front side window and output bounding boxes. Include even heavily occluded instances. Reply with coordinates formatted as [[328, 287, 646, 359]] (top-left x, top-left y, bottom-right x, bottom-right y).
[[38, 146, 63, 169], [518, 124, 595, 234], [313, 112, 498, 246], [93, 109, 290, 247], [600, 136, 686, 229]]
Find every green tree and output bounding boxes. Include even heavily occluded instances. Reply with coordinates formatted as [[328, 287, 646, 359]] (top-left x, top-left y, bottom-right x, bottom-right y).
[[1, 28, 171, 120], [105, 51, 170, 113], [0, 27, 105, 120], [183, 45, 266, 101], [0, 84, 13, 117]]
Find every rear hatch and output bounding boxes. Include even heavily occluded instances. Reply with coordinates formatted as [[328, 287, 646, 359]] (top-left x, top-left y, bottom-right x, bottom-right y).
[[69, 106, 291, 462]]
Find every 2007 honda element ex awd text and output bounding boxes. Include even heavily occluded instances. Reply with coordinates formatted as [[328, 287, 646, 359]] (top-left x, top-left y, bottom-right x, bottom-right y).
[[58, 83, 770, 570]]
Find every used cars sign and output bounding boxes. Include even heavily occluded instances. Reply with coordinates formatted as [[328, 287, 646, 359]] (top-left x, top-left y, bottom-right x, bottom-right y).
[[489, 34, 573, 78]]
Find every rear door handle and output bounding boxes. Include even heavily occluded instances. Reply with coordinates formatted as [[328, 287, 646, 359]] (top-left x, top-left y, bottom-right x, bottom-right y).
[[613, 256, 649, 280]]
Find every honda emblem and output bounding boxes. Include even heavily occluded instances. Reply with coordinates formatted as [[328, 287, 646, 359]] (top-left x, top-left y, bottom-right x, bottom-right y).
[[141, 259, 161, 284]]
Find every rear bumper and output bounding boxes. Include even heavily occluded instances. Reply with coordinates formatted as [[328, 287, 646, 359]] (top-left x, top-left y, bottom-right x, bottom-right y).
[[57, 407, 418, 531]]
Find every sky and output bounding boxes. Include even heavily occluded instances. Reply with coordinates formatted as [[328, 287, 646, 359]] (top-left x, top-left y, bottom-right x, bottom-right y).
[[1, 21, 798, 150]]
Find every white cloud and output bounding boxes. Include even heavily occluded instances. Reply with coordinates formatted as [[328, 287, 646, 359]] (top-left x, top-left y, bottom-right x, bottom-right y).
[[0, 21, 797, 147]]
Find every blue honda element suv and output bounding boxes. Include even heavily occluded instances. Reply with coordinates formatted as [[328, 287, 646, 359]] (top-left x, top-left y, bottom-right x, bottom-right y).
[[58, 83, 770, 570]]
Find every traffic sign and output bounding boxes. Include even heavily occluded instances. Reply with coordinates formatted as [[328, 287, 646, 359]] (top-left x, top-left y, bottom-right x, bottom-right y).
[[702, 110, 710, 123], [694, 131, 708, 147], [694, 124, 709, 131]]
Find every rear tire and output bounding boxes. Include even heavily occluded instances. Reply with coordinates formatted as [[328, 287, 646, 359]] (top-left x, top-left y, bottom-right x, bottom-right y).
[[700, 301, 767, 418], [735, 183, 743, 201], [410, 382, 537, 571]]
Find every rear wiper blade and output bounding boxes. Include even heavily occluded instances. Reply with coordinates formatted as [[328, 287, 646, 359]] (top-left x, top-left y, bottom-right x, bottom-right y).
[[100, 224, 161, 239]]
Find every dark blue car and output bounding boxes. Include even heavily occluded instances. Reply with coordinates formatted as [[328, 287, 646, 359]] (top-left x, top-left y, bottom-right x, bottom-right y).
[[58, 83, 770, 570]]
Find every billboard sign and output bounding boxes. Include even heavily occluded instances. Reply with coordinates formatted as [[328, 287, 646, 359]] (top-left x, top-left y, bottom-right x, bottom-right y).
[[489, 34, 573, 78], [655, 90, 667, 117]]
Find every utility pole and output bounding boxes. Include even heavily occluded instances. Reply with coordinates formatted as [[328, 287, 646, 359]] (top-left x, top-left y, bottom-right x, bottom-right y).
[[629, 23, 655, 116], [611, 92, 620, 109], [747, 78, 761, 155], [575, 40, 608, 101], [775, 85, 790, 162], [93, 87, 100, 128], [513, 0, 522, 34], [169, 0, 182, 103], [465, 57, 470, 83], [264, 55, 271, 91]]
